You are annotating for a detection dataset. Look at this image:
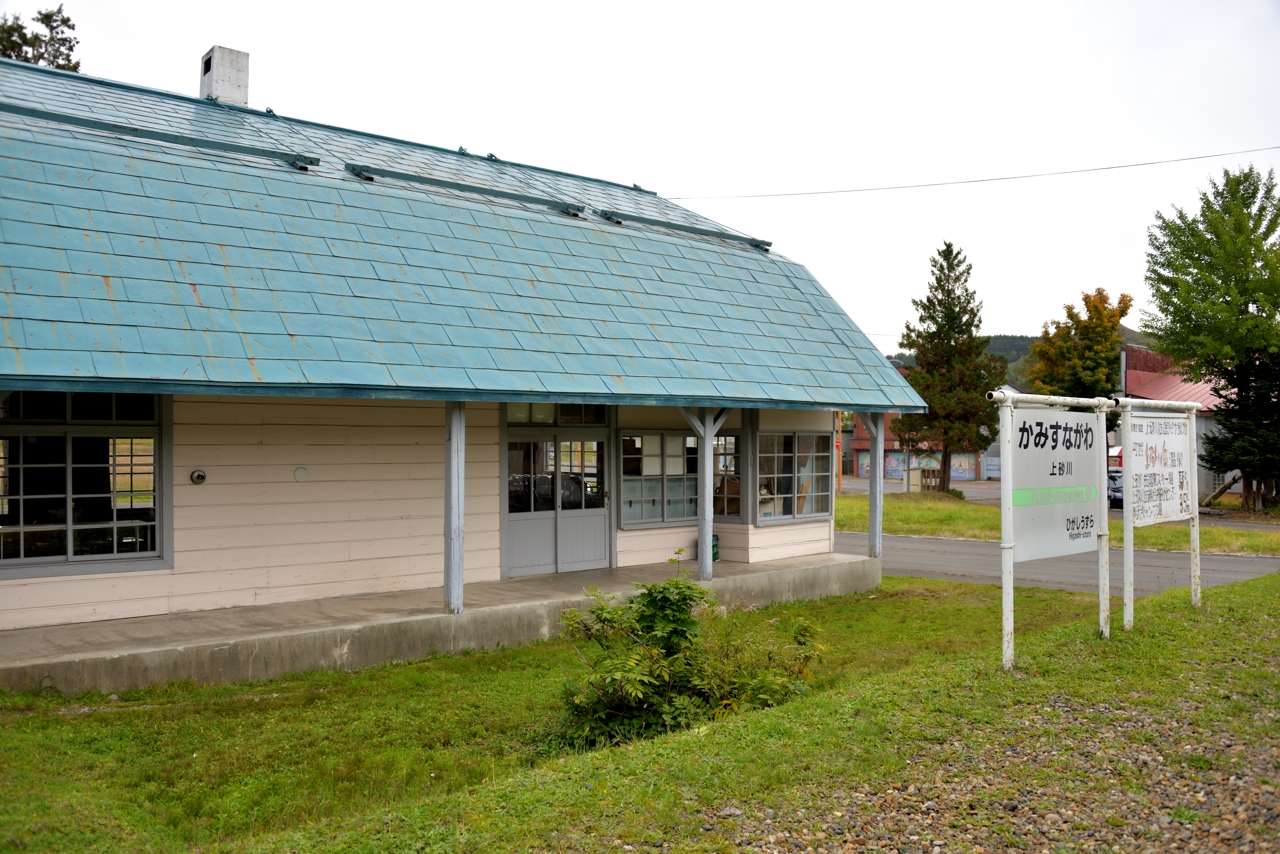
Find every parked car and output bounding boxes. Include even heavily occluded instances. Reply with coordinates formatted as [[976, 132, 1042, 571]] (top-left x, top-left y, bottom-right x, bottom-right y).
[[1107, 467, 1123, 509]]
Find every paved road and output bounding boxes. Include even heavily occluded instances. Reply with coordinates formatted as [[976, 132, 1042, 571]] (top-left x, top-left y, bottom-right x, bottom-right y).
[[839, 477, 1280, 531], [835, 532, 1279, 596]]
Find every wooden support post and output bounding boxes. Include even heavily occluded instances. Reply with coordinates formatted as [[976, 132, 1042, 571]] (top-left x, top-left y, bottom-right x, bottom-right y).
[[444, 400, 465, 614], [866, 413, 884, 560]]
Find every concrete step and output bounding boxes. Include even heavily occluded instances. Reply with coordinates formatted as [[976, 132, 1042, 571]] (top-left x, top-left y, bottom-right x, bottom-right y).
[[0, 553, 879, 694]]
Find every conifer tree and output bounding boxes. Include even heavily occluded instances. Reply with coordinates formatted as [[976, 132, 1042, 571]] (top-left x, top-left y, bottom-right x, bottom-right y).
[[896, 242, 1005, 493]]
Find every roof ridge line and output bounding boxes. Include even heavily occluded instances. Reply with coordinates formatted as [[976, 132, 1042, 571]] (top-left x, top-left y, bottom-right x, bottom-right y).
[[0, 57, 662, 199]]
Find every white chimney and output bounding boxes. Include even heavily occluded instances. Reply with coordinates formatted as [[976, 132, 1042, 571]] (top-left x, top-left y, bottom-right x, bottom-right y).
[[199, 46, 249, 106]]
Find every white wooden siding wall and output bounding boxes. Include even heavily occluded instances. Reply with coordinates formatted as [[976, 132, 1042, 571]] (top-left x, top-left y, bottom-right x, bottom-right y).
[[714, 520, 833, 563], [617, 526, 698, 567], [0, 397, 500, 631]]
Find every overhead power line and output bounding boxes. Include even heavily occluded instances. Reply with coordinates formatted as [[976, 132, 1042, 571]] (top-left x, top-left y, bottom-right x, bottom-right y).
[[669, 144, 1280, 201]]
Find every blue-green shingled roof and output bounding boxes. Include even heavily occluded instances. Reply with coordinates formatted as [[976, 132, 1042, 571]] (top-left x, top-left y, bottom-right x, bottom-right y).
[[0, 58, 925, 412]]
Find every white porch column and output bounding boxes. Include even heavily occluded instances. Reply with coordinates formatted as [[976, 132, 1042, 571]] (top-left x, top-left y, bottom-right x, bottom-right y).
[[865, 412, 884, 559], [679, 406, 731, 581], [444, 400, 465, 614]]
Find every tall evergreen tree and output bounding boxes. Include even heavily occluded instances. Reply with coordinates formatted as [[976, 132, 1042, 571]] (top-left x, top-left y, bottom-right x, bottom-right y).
[[1144, 166, 1280, 509], [896, 242, 1005, 492]]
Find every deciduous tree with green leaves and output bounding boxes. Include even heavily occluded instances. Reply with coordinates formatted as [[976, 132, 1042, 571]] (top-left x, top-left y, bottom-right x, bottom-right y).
[[1144, 166, 1280, 510], [1, 5, 80, 72], [897, 242, 1005, 493], [1026, 288, 1133, 428]]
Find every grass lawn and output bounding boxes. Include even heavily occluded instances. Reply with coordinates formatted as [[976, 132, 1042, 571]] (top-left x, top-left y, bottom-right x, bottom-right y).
[[4, 571, 1272, 851], [836, 492, 1280, 555], [0, 579, 1098, 852]]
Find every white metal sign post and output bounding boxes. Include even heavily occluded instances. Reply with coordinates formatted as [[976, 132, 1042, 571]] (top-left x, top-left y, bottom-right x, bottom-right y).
[[989, 390, 1113, 669], [1118, 398, 1201, 628]]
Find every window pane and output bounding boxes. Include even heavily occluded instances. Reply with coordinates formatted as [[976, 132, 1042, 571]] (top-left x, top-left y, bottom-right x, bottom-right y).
[[72, 496, 113, 525], [117, 525, 155, 553], [72, 436, 110, 464], [71, 393, 113, 421], [24, 528, 65, 557], [582, 441, 604, 510], [0, 498, 18, 528], [24, 435, 65, 465], [531, 403, 555, 424], [22, 392, 64, 421], [780, 435, 794, 455], [0, 530, 17, 559], [560, 404, 584, 425], [0, 435, 17, 467], [115, 394, 156, 422], [584, 405, 607, 425], [622, 435, 642, 455], [72, 466, 110, 495], [507, 403, 531, 424], [24, 466, 66, 496], [666, 477, 684, 498], [814, 434, 832, 454], [533, 442, 555, 511], [24, 498, 65, 526], [507, 442, 532, 513], [0, 393, 13, 419], [73, 526, 114, 556]]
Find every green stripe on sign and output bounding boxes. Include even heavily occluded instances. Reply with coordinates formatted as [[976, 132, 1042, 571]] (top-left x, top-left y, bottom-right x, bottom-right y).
[[1012, 485, 1098, 506]]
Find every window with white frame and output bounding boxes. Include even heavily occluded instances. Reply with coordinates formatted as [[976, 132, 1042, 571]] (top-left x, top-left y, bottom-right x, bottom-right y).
[[757, 433, 832, 519], [620, 434, 698, 523], [1, 391, 160, 565]]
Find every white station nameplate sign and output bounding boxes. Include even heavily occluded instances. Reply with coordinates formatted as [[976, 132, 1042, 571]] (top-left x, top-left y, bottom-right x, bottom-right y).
[[1011, 409, 1102, 562], [1128, 413, 1194, 527]]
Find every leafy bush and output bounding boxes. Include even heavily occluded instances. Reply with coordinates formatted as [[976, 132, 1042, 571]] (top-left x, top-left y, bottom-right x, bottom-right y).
[[945, 488, 965, 500], [559, 572, 822, 748]]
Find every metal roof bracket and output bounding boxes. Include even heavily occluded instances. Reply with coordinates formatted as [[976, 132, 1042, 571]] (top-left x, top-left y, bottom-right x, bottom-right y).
[[0, 101, 320, 170], [594, 208, 771, 251], [344, 163, 583, 216]]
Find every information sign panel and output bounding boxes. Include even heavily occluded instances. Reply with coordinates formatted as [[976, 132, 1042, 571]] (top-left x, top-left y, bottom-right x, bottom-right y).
[[1127, 413, 1193, 527], [1010, 409, 1102, 562]]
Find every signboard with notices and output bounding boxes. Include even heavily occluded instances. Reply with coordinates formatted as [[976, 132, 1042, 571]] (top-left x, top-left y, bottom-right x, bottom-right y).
[[1126, 414, 1193, 527], [1010, 409, 1103, 563]]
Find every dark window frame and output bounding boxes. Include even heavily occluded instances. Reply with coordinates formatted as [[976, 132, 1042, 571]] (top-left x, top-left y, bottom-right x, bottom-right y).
[[0, 392, 173, 578]]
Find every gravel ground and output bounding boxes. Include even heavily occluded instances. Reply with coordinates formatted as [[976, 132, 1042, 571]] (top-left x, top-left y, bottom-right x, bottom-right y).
[[695, 699, 1278, 854]]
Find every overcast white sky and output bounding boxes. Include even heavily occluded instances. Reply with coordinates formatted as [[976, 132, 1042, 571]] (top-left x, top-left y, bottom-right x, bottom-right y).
[[6, 0, 1279, 354]]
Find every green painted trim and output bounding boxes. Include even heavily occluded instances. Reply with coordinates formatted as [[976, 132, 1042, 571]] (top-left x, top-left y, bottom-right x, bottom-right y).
[[1011, 485, 1098, 506]]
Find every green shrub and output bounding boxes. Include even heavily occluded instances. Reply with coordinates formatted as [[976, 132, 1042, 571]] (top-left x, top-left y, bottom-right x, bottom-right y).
[[559, 573, 822, 748], [944, 488, 965, 500]]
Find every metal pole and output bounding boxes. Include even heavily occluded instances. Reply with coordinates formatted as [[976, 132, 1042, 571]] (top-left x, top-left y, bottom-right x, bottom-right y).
[[999, 401, 1015, 670], [443, 400, 466, 614], [1121, 404, 1134, 630], [868, 413, 884, 560], [1189, 411, 1202, 608], [1097, 404, 1110, 639], [698, 408, 714, 582]]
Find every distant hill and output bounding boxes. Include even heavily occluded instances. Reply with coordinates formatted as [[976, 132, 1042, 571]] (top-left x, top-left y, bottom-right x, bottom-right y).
[[886, 334, 1036, 370], [985, 335, 1037, 364]]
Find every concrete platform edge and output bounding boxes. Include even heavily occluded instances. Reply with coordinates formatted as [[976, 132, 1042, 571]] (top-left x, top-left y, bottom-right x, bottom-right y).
[[0, 556, 880, 694]]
